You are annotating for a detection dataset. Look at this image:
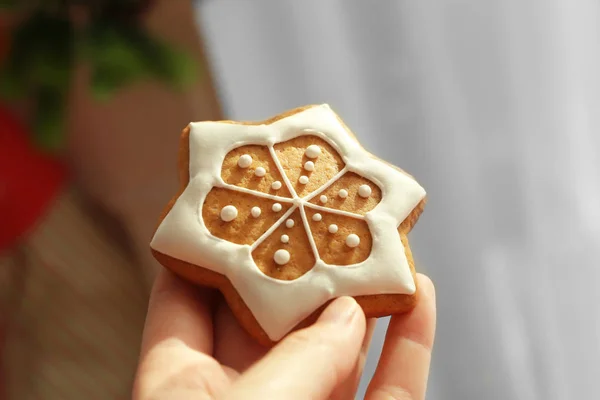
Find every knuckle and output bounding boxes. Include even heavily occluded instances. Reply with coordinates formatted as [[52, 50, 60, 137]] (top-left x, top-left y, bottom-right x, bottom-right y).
[[369, 385, 415, 400]]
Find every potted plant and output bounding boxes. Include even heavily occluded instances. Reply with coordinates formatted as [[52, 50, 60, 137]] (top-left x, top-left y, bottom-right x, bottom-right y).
[[0, 0, 197, 151]]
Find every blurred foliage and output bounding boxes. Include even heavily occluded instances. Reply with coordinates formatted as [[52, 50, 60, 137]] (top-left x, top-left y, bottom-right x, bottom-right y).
[[0, 0, 197, 152]]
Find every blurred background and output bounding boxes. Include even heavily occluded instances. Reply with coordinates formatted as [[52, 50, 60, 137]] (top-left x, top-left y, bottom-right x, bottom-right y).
[[2, 0, 600, 399]]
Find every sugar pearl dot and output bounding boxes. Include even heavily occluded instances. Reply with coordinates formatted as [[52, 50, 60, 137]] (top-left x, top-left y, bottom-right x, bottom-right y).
[[346, 234, 360, 248], [220, 205, 238, 222], [250, 206, 261, 218], [319, 195, 328, 204], [237, 154, 252, 168], [338, 189, 348, 199], [312, 213, 322, 222], [280, 234, 289, 243], [358, 184, 372, 198], [328, 224, 338, 233], [254, 167, 266, 177], [299, 175, 309, 184], [305, 145, 321, 159], [304, 161, 315, 171], [271, 181, 282, 190], [274, 249, 290, 265], [272, 203, 282, 212], [285, 219, 295, 228]]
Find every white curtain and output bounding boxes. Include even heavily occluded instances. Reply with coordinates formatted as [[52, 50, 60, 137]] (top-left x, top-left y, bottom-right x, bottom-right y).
[[195, 1, 600, 398]]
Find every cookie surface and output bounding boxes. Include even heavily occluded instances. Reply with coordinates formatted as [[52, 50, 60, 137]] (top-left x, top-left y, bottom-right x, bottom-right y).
[[150, 104, 426, 345]]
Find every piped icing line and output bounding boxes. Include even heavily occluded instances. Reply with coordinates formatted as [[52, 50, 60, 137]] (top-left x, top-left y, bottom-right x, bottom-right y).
[[298, 203, 321, 262], [250, 205, 298, 252], [268, 145, 298, 198], [150, 104, 426, 341], [218, 181, 294, 203], [301, 166, 348, 201], [303, 203, 365, 220]]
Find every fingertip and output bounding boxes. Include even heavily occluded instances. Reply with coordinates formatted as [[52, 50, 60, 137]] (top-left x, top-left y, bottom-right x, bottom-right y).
[[226, 297, 367, 399], [317, 296, 364, 327], [416, 273, 436, 302]]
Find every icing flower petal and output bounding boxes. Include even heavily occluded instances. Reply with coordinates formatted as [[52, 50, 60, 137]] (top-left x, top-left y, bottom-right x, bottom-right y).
[[222, 144, 293, 198], [273, 135, 345, 197], [203, 187, 293, 245], [304, 206, 372, 265], [251, 208, 317, 280], [307, 172, 381, 216]]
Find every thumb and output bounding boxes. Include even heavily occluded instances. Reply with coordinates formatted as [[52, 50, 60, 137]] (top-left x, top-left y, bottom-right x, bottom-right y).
[[224, 296, 367, 400]]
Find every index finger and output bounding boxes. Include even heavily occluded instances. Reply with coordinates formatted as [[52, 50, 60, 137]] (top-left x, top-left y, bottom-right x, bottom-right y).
[[366, 273, 437, 400], [139, 269, 216, 358]]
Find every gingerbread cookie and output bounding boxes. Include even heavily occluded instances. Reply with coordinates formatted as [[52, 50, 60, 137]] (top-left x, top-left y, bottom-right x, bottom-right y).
[[150, 104, 426, 345]]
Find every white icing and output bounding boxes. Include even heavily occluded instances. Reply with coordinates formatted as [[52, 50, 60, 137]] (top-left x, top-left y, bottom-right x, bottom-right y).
[[319, 195, 328, 204], [305, 144, 321, 159], [274, 249, 291, 265], [304, 161, 315, 171], [271, 181, 282, 190], [220, 205, 238, 222], [255, 167, 266, 177], [150, 104, 426, 341], [272, 203, 282, 212], [238, 154, 252, 168], [285, 219, 295, 228], [338, 189, 348, 198], [251, 206, 261, 218], [346, 234, 360, 248], [305, 202, 362, 219], [312, 213, 322, 222], [281, 234, 289, 243], [358, 184, 372, 198], [328, 224, 338, 233], [299, 175, 309, 184]]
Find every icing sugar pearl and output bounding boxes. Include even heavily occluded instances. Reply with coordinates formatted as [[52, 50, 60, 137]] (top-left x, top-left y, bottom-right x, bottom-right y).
[[271, 181, 282, 190], [303, 161, 315, 171], [328, 224, 338, 233], [319, 195, 328, 204], [299, 175, 309, 184], [285, 219, 295, 228], [280, 234, 289, 243], [346, 234, 360, 248], [312, 213, 322, 222], [220, 205, 238, 222], [358, 184, 372, 198], [272, 203, 282, 212], [274, 249, 291, 265], [250, 206, 261, 218], [338, 189, 348, 199], [237, 154, 252, 168], [254, 167, 266, 177], [305, 145, 321, 159]]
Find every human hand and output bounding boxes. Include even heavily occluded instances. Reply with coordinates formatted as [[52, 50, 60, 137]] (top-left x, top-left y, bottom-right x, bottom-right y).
[[133, 270, 436, 400]]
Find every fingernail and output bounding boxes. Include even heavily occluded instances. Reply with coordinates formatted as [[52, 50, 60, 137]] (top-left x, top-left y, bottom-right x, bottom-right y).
[[319, 297, 359, 325]]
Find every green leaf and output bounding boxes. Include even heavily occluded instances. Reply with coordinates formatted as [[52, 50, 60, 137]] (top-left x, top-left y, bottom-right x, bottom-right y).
[[0, 0, 18, 9], [0, 12, 74, 99], [82, 22, 153, 100], [32, 86, 67, 152], [0, 65, 25, 100], [81, 21, 197, 101], [147, 42, 197, 90], [128, 29, 197, 89]]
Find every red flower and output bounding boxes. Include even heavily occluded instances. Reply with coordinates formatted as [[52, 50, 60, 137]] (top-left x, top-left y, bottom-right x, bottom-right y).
[[0, 105, 67, 251]]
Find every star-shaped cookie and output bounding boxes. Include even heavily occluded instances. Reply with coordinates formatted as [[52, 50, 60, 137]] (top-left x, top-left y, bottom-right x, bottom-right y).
[[150, 104, 426, 345]]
